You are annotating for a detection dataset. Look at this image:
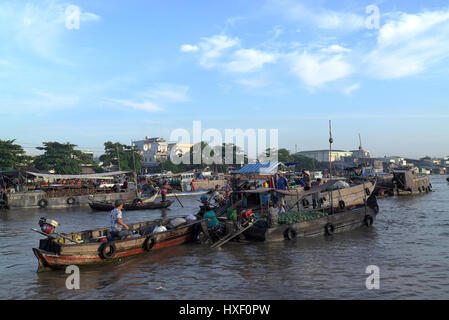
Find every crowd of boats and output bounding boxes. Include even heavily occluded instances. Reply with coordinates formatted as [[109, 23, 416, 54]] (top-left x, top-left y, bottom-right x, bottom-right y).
[[25, 162, 444, 272]]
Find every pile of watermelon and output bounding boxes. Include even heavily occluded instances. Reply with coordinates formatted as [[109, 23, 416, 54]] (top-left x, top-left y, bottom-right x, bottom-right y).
[[278, 211, 328, 225]]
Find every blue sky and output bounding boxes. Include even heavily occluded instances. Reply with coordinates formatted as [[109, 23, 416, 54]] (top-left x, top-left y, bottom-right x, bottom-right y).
[[1, 0, 449, 158]]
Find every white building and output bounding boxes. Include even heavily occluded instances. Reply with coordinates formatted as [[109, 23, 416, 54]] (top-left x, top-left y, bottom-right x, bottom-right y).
[[133, 137, 168, 168], [297, 150, 353, 162]]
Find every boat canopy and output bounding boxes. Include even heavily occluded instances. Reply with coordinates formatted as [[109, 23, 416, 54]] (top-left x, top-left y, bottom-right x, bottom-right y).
[[232, 162, 280, 175], [25, 171, 132, 180]]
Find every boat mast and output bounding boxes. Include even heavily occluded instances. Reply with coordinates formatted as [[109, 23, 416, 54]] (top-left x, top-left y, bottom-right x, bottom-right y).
[[329, 120, 334, 214]]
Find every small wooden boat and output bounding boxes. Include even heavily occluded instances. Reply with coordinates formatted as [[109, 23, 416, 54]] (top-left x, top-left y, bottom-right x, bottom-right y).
[[159, 190, 210, 198], [32, 216, 198, 272], [88, 200, 173, 211], [243, 203, 379, 242]]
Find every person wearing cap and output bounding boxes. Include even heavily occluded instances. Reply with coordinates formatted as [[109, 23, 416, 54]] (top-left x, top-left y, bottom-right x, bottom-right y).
[[110, 200, 131, 240], [196, 195, 210, 219]]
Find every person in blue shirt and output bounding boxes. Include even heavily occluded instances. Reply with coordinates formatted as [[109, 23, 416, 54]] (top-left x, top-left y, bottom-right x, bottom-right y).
[[276, 173, 289, 206]]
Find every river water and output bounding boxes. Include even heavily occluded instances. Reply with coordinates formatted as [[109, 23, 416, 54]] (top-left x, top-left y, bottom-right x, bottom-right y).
[[1, 176, 448, 300]]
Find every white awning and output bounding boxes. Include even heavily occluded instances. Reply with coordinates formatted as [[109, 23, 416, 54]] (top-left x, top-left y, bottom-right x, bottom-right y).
[[25, 171, 132, 180]]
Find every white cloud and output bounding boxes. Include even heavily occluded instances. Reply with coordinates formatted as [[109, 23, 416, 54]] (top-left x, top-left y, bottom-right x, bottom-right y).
[[0, 1, 100, 63], [365, 10, 449, 79], [225, 49, 277, 73], [144, 85, 190, 103], [265, 0, 365, 31], [0, 90, 80, 114], [105, 99, 162, 112], [322, 45, 352, 54], [198, 35, 239, 68], [344, 83, 360, 95], [180, 44, 199, 52], [235, 78, 270, 88], [290, 51, 353, 87]]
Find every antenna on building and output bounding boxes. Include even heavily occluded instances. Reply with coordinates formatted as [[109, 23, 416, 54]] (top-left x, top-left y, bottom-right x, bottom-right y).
[[358, 133, 363, 151]]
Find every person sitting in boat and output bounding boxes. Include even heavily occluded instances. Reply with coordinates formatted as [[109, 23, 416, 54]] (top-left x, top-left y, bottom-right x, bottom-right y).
[[203, 209, 225, 240], [197, 195, 210, 218], [109, 200, 132, 240]]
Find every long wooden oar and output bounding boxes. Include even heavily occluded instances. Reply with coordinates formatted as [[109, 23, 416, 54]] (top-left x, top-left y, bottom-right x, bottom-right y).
[[172, 191, 184, 208], [31, 228, 81, 244]]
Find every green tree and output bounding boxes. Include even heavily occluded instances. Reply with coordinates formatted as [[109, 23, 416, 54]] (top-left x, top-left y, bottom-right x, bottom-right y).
[[0, 139, 30, 170], [99, 142, 142, 172], [34, 142, 95, 174], [291, 154, 318, 171]]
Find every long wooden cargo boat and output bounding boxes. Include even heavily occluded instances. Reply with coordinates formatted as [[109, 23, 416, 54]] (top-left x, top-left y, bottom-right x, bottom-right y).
[[282, 180, 376, 211], [243, 203, 379, 242], [89, 200, 173, 211], [374, 170, 432, 197], [33, 217, 198, 272]]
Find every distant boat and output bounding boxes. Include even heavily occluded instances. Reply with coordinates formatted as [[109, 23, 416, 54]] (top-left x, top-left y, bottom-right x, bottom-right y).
[[89, 200, 173, 211]]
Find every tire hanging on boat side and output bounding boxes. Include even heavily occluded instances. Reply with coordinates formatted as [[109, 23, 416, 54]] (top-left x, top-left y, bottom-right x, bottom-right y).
[[99, 242, 116, 259], [67, 197, 75, 205], [38, 199, 48, 208], [325, 223, 335, 235], [284, 228, 297, 240], [143, 236, 156, 251], [364, 215, 374, 227]]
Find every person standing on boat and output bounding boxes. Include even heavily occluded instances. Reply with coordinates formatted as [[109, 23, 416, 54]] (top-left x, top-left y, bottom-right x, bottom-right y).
[[160, 179, 171, 202], [302, 170, 312, 190], [276, 172, 289, 206], [110, 200, 131, 240]]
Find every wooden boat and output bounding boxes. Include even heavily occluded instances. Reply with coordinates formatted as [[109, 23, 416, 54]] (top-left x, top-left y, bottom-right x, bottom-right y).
[[88, 200, 173, 211], [158, 190, 210, 198], [374, 170, 432, 196], [32, 217, 198, 272], [281, 180, 376, 211], [243, 203, 379, 242]]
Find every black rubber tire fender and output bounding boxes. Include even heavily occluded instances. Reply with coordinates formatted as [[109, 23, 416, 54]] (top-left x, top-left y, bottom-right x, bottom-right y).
[[284, 228, 297, 241], [325, 223, 335, 236], [364, 215, 374, 227], [38, 199, 48, 208], [365, 188, 371, 196], [302, 198, 310, 207], [99, 242, 116, 259], [67, 197, 75, 205], [338, 200, 345, 210], [143, 236, 156, 251]]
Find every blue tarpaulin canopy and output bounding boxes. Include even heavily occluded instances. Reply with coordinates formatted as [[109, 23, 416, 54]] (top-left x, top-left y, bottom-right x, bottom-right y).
[[232, 162, 280, 175]]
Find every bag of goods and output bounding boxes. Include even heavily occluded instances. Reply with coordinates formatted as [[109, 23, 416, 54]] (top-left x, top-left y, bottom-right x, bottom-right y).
[[186, 214, 197, 223], [226, 209, 237, 221], [169, 218, 187, 228], [153, 226, 167, 234]]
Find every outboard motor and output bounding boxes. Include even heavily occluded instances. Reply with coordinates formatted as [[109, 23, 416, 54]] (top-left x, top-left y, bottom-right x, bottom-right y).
[[38, 217, 59, 235]]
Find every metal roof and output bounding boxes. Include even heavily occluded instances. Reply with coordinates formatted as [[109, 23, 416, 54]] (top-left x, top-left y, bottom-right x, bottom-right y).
[[232, 162, 280, 175]]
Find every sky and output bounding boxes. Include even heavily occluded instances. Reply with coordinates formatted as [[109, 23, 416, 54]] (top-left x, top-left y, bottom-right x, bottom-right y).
[[1, 0, 449, 159]]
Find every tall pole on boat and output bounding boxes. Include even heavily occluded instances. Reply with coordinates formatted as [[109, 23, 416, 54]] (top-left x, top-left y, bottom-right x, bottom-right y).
[[329, 120, 334, 214], [131, 140, 139, 199]]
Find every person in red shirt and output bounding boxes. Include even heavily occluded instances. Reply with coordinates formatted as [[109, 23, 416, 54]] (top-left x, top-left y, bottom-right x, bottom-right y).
[[160, 179, 172, 202]]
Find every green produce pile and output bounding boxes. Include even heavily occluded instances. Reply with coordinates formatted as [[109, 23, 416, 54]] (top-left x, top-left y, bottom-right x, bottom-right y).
[[278, 211, 328, 225]]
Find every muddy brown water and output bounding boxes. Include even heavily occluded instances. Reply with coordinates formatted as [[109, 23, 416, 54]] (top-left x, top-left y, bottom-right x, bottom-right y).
[[1, 176, 448, 299]]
